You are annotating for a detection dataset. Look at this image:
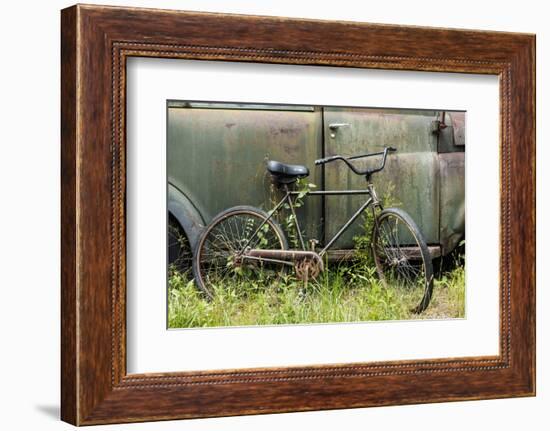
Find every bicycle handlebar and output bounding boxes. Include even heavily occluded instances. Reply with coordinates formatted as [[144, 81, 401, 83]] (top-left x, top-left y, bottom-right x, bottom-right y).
[[314, 147, 397, 177]]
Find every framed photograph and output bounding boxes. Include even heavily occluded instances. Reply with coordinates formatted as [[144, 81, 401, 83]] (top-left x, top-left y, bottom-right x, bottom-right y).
[[61, 4, 535, 425]]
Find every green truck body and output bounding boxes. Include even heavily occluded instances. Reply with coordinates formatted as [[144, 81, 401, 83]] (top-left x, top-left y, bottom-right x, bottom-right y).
[[167, 101, 465, 259]]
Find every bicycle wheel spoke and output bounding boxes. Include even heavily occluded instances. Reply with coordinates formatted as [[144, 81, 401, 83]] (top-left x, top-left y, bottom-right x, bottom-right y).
[[195, 208, 287, 297], [372, 209, 434, 313]]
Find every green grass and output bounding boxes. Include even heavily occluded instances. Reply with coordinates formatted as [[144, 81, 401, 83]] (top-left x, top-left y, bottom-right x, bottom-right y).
[[168, 182, 465, 328], [167, 262, 465, 329], [421, 264, 465, 320]]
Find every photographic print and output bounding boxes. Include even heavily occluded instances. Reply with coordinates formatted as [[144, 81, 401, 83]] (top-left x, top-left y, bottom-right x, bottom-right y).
[[167, 102, 466, 328], [61, 5, 535, 424]]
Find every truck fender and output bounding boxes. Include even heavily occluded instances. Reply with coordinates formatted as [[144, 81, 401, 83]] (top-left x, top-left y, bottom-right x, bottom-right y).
[[168, 183, 206, 253]]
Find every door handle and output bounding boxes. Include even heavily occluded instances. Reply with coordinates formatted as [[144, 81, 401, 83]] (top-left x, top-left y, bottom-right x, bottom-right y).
[[328, 123, 350, 138]]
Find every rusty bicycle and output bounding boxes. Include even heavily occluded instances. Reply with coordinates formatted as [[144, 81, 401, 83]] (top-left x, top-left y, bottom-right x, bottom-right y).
[[192, 146, 434, 313]]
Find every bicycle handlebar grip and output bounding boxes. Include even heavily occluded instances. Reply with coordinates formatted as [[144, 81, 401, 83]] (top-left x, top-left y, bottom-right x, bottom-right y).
[[315, 155, 339, 165]]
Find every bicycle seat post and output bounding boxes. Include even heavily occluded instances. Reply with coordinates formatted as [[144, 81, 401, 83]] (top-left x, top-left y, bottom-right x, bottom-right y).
[[282, 183, 293, 196]]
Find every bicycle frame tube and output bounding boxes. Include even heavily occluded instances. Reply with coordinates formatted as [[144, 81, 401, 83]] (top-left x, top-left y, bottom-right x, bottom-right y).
[[292, 190, 373, 196], [318, 197, 374, 256], [286, 192, 306, 249], [241, 184, 379, 258], [287, 186, 378, 256]]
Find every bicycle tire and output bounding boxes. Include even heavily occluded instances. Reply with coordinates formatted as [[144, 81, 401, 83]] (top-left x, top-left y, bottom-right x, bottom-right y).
[[193, 205, 288, 299], [372, 207, 434, 313]]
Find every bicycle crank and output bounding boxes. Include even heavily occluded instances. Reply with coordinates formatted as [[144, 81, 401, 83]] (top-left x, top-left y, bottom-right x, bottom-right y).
[[294, 257, 322, 281]]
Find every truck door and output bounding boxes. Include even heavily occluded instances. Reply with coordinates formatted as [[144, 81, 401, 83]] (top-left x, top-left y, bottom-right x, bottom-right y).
[[167, 102, 323, 240], [322, 107, 440, 249]]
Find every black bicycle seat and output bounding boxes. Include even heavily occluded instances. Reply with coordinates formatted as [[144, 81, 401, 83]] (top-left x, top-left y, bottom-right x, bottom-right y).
[[266, 160, 309, 183]]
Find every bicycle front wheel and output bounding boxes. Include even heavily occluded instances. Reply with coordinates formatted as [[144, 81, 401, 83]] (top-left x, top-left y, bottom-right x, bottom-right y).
[[372, 207, 434, 313], [193, 206, 288, 299]]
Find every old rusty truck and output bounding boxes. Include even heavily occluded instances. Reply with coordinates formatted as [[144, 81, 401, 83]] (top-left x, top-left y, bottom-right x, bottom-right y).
[[167, 101, 465, 271]]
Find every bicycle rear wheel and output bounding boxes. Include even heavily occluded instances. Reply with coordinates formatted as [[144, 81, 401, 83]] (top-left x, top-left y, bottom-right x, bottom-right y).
[[372, 207, 434, 313], [193, 206, 288, 298]]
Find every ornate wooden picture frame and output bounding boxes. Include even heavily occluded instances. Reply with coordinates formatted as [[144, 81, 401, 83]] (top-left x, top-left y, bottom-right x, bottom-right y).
[[61, 4, 535, 425]]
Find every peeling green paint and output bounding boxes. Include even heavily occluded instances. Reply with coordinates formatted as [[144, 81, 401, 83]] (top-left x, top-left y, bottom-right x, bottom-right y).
[[167, 103, 465, 256]]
